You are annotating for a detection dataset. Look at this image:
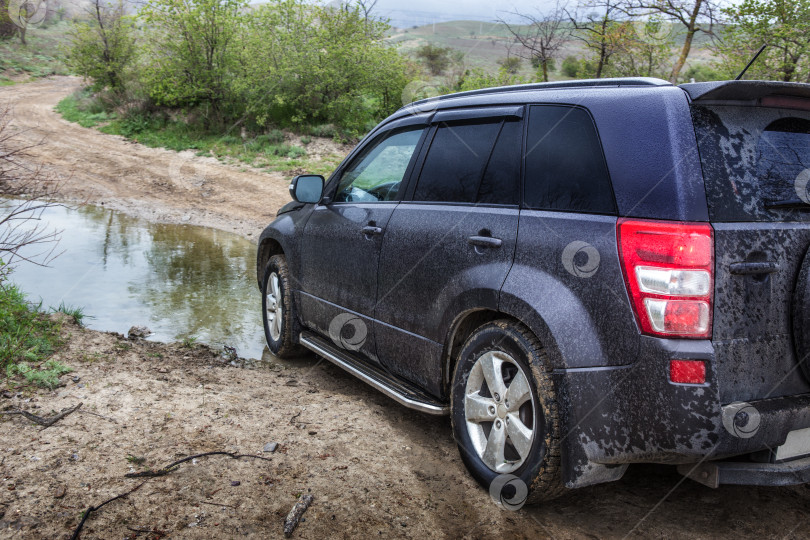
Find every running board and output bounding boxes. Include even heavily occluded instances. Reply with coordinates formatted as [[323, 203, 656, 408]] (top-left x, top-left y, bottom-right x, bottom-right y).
[[299, 331, 449, 415]]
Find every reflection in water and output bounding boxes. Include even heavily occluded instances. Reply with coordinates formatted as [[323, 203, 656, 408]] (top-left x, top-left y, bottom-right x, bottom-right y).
[[10, 201, 267, 359]]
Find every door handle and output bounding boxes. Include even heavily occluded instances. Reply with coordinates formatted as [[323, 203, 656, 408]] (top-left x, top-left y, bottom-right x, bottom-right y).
[[729, 261, 779, 275], [362, 225, 383, 236], [468, 235, 503, 248]]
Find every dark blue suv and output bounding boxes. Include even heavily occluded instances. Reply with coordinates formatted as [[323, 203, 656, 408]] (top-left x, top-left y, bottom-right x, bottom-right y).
[[257, 77, 810, 502]]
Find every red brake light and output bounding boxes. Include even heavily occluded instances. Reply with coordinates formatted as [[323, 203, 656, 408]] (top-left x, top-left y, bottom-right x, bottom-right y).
[[618, 219, 713, 339]]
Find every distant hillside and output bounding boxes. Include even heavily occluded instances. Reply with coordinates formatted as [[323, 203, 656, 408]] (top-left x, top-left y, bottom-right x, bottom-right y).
[[388, 19, 719, 81]]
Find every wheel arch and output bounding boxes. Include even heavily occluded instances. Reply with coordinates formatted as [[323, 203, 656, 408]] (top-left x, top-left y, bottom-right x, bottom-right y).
[[256, 237, 285, 289], [442, 309, 523, 394]]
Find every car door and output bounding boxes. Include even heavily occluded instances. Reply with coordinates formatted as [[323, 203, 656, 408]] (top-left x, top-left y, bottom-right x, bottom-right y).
[[374, 107, 524, 396], [297, 125, 427, 363]]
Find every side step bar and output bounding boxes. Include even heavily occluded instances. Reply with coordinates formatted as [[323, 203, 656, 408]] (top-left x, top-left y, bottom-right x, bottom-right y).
[[299, 331, 449, 416]]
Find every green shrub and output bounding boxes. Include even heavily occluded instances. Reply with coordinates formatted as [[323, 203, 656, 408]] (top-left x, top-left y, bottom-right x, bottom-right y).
[[562, 56, 579, 78]]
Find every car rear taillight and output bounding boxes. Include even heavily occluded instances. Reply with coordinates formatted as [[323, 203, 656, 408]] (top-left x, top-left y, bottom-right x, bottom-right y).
[[618, 219, 714, 339]]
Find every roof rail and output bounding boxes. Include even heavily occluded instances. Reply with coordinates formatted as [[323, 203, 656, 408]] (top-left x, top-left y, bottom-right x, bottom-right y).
[[406, 77, 671, 109]]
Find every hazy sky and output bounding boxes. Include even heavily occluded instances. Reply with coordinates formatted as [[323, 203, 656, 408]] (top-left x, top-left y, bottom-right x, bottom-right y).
[[373, 0, 558, 25]]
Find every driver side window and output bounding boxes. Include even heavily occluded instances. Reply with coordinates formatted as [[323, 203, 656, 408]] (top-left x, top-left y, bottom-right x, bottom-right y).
[[334, 127, 424, 203]]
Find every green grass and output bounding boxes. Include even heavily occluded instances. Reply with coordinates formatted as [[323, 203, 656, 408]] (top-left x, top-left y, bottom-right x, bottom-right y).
[[0, 282, 67, 388], [52, 301, 91, 327], [0, 21, 71, 85], [56, 91, 346, 176], [54, 92, 111, 128]]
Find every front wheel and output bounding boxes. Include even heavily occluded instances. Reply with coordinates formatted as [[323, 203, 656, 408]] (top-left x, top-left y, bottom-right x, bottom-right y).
[[450, 319, 565, 504], [262, 255, 302, 359]]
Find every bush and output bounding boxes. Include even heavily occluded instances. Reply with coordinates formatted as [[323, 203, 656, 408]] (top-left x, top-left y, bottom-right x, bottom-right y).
[[561, 56, 579, 78], [0, 282, 63, 379], [416, 43, 454, 75]]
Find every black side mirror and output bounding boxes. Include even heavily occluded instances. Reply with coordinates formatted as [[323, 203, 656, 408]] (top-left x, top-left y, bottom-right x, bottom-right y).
[[289, 175, 325, 204]]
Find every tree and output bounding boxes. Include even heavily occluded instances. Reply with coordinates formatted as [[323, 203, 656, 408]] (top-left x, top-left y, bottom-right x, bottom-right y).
[[568, 0, 632, 78], [715, 0, 810, 82], [0, 104, 61, 279], [415, 43, 455, 75], [605, 17, 674, 77], [500, 2, 570, 82], [629, 0, 718, 82], [140, 0, 247, 128], [238, 0, 409, 132], [65, 0, 135, 92]]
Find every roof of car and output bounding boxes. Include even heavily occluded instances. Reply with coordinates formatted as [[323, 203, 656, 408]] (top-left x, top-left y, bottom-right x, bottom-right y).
[[400, 77, 672, 115]]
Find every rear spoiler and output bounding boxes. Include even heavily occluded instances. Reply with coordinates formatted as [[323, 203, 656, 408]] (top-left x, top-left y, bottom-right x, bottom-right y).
[[681, 80, 810, 108]]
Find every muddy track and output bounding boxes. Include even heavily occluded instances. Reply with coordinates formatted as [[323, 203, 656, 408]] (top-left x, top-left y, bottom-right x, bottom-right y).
[[0, 76, 290, 239]]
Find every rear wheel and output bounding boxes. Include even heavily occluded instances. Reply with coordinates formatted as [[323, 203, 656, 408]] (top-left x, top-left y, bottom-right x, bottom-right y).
[[262, 255, 302, 359], [450, 319, 565, 503]]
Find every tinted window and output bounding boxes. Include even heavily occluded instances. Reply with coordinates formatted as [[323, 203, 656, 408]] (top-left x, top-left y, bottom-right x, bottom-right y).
[[335, 128, 424, 203], [413, 121, 502, 203], [413, 119, 520, 205], [524, 106, 615, 214], [479, 120, 521, 205]]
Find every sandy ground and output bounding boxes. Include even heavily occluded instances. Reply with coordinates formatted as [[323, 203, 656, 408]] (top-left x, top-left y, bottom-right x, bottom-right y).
[[0, 76, 308, 239], [0, 77, 809, 539]]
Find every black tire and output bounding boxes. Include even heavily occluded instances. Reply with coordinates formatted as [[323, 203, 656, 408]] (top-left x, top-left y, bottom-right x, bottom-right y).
[[262, 255, 303, 359], [450, 319, 565, 504]]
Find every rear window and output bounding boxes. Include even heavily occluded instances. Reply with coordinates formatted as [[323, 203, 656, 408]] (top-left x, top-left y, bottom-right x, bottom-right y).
[[524, 105, 616, 214], [692, 105, 810, 222]]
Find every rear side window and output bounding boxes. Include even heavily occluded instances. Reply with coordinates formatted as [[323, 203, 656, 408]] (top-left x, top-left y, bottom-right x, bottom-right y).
[[413, 119, 520, 205], [693, 105, 810, 222], [524, 106, 615, 214]]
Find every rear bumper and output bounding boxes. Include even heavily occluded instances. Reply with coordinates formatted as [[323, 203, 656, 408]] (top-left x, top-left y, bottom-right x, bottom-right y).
[[555, 336, 810, 488], [678, 456, 810, 488]]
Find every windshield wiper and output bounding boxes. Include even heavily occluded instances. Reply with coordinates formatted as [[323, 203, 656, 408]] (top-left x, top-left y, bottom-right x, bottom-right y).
[[764, 198, 810, 210]]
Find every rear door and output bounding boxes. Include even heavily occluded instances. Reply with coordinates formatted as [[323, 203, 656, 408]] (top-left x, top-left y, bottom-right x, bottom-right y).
[[374, 108, 523, 396], [691, 95, 810, 403]]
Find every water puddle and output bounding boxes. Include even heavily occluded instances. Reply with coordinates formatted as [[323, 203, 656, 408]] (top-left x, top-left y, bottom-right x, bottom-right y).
[[6, 200, 270, 359]]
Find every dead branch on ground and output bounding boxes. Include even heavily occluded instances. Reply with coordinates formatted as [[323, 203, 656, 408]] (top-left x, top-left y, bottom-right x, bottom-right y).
[[0, 402, 82, 428]]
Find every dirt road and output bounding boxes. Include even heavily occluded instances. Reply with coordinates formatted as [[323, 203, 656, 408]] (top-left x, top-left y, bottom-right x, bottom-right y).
[[0, 76, 291, 238], [0, 78, 808, 539]]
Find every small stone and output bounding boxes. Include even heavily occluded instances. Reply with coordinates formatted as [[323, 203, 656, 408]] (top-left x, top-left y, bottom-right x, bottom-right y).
[[308, 431, 317, 436], [263, 442, 278, 453], [71, 376, 80, 383], [128, 326, 152, 339], [230, 480, 241, 486], [76, 383, 85, 389], [53, 485, 66, 499]]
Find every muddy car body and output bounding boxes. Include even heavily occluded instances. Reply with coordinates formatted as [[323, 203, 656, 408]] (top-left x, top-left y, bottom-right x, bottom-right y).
[[257, 77, 810, 500]]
